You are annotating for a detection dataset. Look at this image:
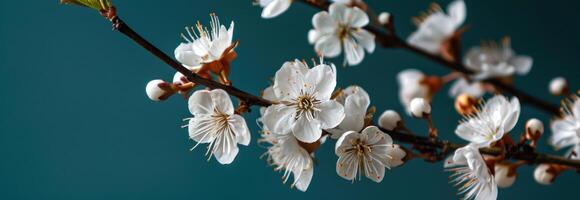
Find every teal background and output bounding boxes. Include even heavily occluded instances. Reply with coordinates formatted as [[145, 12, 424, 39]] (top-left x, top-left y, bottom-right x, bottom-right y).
[[0, 0, 579, 199]]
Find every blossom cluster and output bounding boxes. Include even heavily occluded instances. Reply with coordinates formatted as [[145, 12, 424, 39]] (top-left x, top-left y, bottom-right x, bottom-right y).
[[132, 0, 579, 199]]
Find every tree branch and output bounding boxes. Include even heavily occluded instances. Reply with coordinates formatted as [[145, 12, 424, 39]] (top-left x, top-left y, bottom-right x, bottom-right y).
[[110, 16, 272, 107], [98, 8, 579, 169], [297, 0, 561, 116]]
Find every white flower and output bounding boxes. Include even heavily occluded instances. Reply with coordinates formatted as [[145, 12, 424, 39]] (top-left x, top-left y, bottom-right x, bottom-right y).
[[397, 69, 430, 114], [257, 0, 292, 19], [449, 78, 485, 98], [445, 145, 497, 200], [187, 89, 251, 164], [550, 98, 580, 150], [175, 14, 235, 68], [408, 0, 466, 54], [335, 126, 406, 182], [327, 86, 370, 139], [262, 60, 345, 143], [464, 38, 533, 80], [455, 95, 520, 148], [308, 3, 375, 66], [260, 133, 314, 192]]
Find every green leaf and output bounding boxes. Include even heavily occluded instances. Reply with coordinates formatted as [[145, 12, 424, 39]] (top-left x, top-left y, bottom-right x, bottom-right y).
[[60, 0, 113, 10]]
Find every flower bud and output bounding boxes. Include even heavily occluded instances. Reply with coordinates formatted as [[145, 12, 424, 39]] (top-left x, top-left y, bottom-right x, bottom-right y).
[[525, 118, 544, 140], [495, 164, 516, 188], [409, 98, 431, 118], [549, 77, 567, 96], [378, 12, 391, 25], [534, 164, 555, 185], [378, 110, 401, 131], [454, 93, 477, 115], [145, 79, 167, 101], [173, 72, 186, 84]]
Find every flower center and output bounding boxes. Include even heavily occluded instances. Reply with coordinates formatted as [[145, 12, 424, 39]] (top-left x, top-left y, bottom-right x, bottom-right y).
[[337, 24, 350, 39], [211, 109, 231, 134], [293, 91, 321, 120]]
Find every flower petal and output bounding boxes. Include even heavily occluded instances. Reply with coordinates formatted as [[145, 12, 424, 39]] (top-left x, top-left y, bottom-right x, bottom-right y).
[[188, 117, 214, 143], [316, 100, 345, 129], [273, 61, 305, 101], [262, 104, 295, 134], [292, 116, 322, 143], [447, 0, 466, 25], [312, 11, 337, 33], [214, 143, 239, 164], [304, 64, 337, 100], [315, 35, 342, 58], [351, 29, 376, 53], [261, 0, 292, 19], [175, 43, 202, 67], [294, 166, 313, 192], [210, 89, 234, 115], [346, 6, 369, 28], [343, 37, 365, 66], [230, 115, 251, 146], [188, 90, 213, 115], [329, 3, 347, 24], [510, 56, 533, 75]]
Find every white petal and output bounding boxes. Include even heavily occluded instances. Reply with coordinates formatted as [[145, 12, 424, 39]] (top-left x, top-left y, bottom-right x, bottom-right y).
[[447, 0, 466, 25], [175, 43, 201, 67], [230, 115, 251, 146], [335, 131, 358, 154], [210, 89, 234, 115], [294, 166, 313, 192], [262, 104, 295, 134], [304, 64, 337, 100], [573, 100, 580, 118], [362, 126, 392, 145], [188, 117, 214, 143], [336, 152, 358, 180], [292, 116, 322, 143], [308, 29, 321, 44], [315, 35, 342, 58], [365, 158, 385, 183], [312, 11, 337, 33], [329, 3, 347, 24], [273, 61, 305, 101], [262, 86, 278, 101], [384, 145, 406, 168], [261, 0, 292, 19], [337, 93, 369, 133], [501, 97, 520, 132], [188, 90, 213, 115], [316, 100, 345, 129], [346, 6, 369, 28], [510, 55, 533, 75], [449, 78, 484, 98], [214, 144, 239, 164], [351, 29, 376, 53], [455, 119, 491, 147], [343, 37, 365, 66]]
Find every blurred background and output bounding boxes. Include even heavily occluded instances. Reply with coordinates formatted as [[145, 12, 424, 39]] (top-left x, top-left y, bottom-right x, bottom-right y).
[[0, 0, 579, 199]]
